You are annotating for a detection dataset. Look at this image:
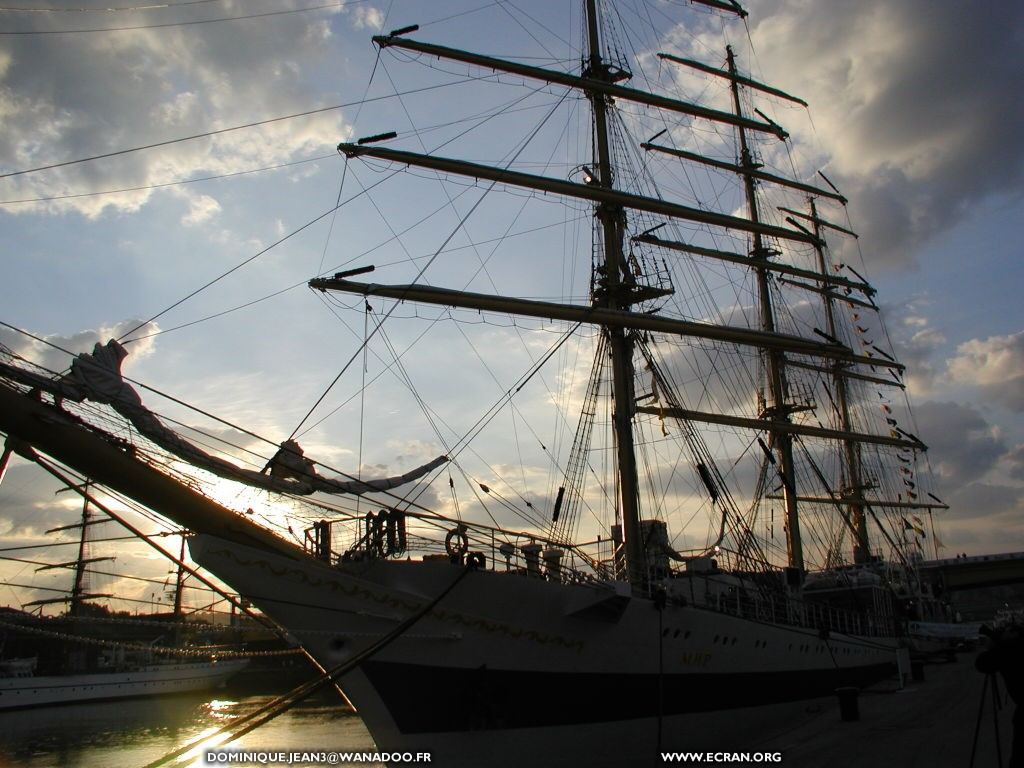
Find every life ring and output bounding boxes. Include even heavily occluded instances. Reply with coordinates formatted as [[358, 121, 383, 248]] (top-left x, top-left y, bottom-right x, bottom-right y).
[[466, 552, 486, 570], [445, 526, 469, 558]]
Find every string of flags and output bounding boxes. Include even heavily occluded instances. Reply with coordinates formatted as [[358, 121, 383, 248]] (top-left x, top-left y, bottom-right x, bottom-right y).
[[876, 387, 921, 501], [850, 309, 879, 371], [830, 264, 906, 385], [841, 294, 924, 501], [863, 330, 938, 540], [901, 515, 946, 549], [903, 515, 926, 538]]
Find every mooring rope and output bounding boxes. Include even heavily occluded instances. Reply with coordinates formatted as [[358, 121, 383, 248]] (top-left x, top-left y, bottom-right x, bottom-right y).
[[142, 561, 476, 768]]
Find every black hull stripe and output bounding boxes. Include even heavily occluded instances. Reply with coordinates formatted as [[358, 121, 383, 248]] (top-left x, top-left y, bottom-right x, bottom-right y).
[[362, 660, 896, 733]]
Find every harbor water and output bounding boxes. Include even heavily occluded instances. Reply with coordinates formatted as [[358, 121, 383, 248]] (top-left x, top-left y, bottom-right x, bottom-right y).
[[0, 686, 379, 768]]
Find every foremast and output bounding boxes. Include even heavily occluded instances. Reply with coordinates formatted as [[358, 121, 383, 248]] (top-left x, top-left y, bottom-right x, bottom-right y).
[[582, 0, 644, 587]]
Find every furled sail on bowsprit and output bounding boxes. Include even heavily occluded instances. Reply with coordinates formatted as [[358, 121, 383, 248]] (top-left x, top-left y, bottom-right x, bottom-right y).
[[0, 339, 447, 496]]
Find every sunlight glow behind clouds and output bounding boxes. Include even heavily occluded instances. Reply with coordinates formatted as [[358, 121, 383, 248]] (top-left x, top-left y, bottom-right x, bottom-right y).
[[0, 2, 354, 219]]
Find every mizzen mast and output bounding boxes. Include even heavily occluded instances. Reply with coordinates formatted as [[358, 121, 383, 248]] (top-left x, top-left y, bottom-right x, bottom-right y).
[[805, 199, 871, 564]]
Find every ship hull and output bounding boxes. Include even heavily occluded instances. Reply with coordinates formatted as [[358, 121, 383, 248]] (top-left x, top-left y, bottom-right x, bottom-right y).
[[191, 536, 898, 766], [0, 659, 248, 711]]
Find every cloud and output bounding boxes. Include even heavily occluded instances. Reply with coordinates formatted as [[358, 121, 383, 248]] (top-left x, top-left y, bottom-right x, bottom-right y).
[[0, 461, 79, 540], [866, 312, 1024, 411], [900, 327, 946, 395], [946, 331, 1024, 412], [938, 481, 1024, 554], [945, 482, 1024, 522], [0, 2, 351, 220], [742, 0, 1024, 270], [178, 190, 222, 227], [876, 297, 946, 396], [1004, 445, 1024, 482], [0, 318, 159, 374], [914, 400, 1007, 484], [349, 6, 384, 31]]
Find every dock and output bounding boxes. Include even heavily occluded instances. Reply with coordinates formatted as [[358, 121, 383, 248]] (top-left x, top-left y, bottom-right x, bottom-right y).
[[759, 654, 1014, 767]]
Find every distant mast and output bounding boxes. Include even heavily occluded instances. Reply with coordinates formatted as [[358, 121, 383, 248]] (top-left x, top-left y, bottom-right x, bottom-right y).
[[70, 486, 92, 617], [173, 532, 187, 618]]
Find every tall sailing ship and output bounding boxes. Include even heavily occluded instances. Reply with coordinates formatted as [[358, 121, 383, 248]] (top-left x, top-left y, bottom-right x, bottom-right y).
[[0, 0, 949, 763], [0, 492, 249, 710]]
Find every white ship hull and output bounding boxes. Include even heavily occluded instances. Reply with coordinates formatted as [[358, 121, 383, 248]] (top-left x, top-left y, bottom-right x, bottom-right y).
[[907, 620, 981, 657], [0, 658, 248, 711], [191, 536, 898, 767]]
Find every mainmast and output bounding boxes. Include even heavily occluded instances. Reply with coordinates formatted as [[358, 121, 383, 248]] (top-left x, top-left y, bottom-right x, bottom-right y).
[[315, 9, 929, 579], [584, 0, 645, 587], [725, 45, 803, 572], [806, 199, 871, 564]]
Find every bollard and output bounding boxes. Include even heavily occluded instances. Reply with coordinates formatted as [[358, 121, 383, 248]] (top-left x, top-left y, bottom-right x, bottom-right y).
[[835, 686, 860, 722], [911, 660, 925, 682]]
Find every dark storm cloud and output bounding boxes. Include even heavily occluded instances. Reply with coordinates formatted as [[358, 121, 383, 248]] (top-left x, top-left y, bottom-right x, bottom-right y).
[[1005, 445, 1024, 482], [914, 400, 1008, 484], [748, 0, 1024, 270]]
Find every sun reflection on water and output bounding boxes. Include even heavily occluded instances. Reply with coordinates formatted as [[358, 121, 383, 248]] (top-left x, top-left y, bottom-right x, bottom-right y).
[[202, 699, 239, 719]]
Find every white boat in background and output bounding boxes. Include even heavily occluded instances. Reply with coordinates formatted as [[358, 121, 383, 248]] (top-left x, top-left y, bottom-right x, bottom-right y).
[[0, 657, 248, 711], [907, 620, 982, 659], [0, 483, 250, 711]]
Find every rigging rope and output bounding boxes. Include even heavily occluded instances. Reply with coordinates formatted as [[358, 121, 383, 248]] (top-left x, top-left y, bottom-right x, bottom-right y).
[[286, 87, 573, 440], [0, 0, 373, 36], [0, 75, 496, 181]]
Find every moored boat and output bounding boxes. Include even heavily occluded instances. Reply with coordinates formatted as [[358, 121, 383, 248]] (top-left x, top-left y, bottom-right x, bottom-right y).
[[0, 656, 248, 711], [0, 0, 954, 763]]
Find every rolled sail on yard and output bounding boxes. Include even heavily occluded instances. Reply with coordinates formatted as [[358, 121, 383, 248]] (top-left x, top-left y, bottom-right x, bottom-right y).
[[0, 339, 447, 497]]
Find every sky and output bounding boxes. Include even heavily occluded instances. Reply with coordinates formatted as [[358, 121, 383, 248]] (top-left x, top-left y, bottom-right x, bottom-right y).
[[0, 0, 1022, 614]]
